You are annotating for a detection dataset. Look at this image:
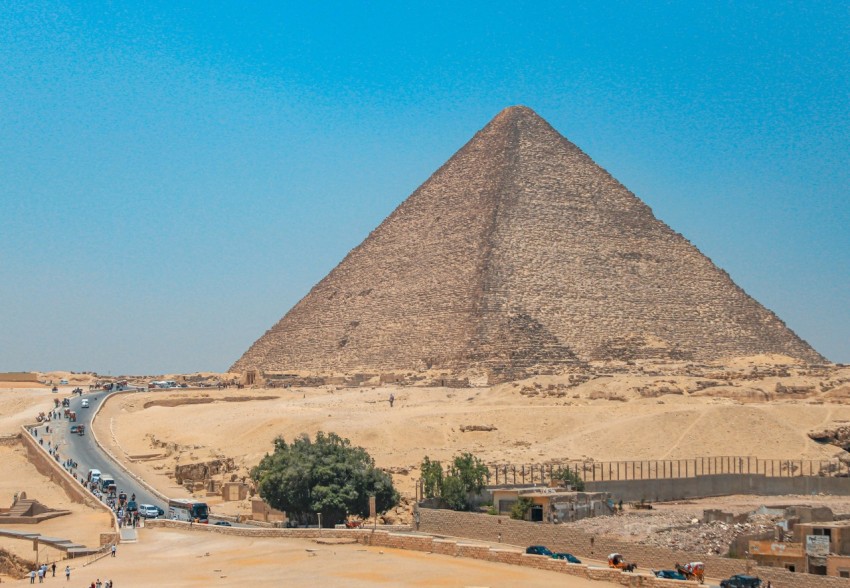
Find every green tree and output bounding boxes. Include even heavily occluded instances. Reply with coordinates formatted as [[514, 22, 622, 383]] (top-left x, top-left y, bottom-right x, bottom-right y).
[[554, 465, 585, 491], [440, 474, 468, 511], [419, 452, 490, 511], [251, 431, 399, 527], [420, 456, 444, 499], [449, 452, 489, 495], [510, 497, 533, 520]]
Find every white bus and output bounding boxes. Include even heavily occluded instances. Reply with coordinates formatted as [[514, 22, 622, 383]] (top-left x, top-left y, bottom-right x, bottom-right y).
[[168, 498, 209, 523]]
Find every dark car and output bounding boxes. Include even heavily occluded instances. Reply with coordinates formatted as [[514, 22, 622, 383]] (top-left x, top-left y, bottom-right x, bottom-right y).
[[654, 570, 687, 580], [126, 500, 138, 513], [720, 575, 761, 588], [552, 553, 581, 564], [214, 521, 232, 527], [525, 546, 580, 563]]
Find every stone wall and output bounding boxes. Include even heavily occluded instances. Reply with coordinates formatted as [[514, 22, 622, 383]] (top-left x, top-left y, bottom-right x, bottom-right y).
[[417, 507, 850, 588], [19, 427, 110, 514], [586, 474, 850, 502]]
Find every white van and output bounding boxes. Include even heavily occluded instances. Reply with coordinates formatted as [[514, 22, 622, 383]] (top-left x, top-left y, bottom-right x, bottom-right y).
[[81, 399, 89, 408], [89, 469, 101, 484]]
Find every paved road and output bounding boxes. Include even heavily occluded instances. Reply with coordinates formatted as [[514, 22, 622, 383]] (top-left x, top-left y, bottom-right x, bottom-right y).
[[47, 391, 166, 513], [42, 389, 242, 527]]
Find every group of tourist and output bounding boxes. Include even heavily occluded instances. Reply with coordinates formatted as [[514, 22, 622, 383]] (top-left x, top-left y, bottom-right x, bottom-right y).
[[27, 563, 70, 583]]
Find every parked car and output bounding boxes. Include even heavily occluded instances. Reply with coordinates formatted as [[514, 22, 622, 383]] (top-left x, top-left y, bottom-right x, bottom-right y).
[[525, 546, 580, 563], [653, 570, 687, 580], [126, 500, 138, 513], [552, 553, 581, 563], [720, 575, 762, 588], [138, 504, 160, 518], [213, 521, 232, 526]]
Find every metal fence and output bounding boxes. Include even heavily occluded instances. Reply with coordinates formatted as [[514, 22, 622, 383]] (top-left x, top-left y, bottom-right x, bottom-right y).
[[488, 456, 850, 486]]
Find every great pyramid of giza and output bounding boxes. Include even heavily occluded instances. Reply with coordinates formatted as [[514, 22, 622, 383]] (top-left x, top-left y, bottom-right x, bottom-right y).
[[232, 106, 823, 377]]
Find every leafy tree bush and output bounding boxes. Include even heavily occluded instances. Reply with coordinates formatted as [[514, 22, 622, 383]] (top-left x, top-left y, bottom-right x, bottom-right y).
[[420, 456, 444, 499], [510, 497, 533, 520], [440, 474, 468, 510], [420, 452, 490, 511], [554, 466, 585, 491], [251, 431, 399, 527], [448, 452, 489, 495]]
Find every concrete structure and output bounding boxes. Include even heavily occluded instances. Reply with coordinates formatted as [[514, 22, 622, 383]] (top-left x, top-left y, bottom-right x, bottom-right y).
[[251, 498, 286, 524], [490, 486, 612, 523], [232, 106, 822, 380], [0, 494, 70, 524]]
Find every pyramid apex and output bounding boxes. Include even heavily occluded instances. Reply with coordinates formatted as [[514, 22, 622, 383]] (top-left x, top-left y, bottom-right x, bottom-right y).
[[493, 105, 544, 122]]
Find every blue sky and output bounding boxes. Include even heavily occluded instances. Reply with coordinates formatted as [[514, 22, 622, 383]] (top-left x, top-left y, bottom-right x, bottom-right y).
[[1, 2, 848, 374]]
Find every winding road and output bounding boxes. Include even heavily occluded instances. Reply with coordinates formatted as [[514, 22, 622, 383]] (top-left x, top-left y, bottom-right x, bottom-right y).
[[50, 390, 166, 513]]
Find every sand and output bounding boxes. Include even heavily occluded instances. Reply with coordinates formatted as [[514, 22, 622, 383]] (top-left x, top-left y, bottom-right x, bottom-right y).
[[88, 360, 850, 516], [0, 388, 56, 436], [0, 443, 113, 564], [2, 526, 620, 587], [3, 358, 850, 583]]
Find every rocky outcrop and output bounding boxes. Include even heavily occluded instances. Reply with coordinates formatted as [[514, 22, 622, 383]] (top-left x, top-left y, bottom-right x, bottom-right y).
[[809, 426, 850, 451], [174, 458, 236, 485]]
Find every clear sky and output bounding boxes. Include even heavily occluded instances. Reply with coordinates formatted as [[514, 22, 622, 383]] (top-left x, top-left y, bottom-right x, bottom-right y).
[[1, 2, 848, 374]]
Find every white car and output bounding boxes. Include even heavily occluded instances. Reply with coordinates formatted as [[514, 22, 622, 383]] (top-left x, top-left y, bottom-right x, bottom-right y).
[[138, 504, 162, 518], [81, 399, 89, 408]]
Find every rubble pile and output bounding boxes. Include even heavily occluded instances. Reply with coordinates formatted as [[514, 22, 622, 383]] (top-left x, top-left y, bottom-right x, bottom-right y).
[[569, 511, 782, 556]]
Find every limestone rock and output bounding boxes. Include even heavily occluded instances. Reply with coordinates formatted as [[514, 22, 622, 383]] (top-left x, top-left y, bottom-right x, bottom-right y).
[[232, 106, 823, 378]]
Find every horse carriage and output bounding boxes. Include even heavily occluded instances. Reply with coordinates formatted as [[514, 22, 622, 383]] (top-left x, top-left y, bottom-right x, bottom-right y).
[[676, 561, 705, 583], [608, 553, 638, 572]]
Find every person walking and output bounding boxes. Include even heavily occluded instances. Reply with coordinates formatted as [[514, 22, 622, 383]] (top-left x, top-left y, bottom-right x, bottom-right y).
[[29, 569, 35, 584], [51, 562, 56, 577], [37, 565, 44, 583], [65, 565, 71, 581], [111, 543, 116, 557]]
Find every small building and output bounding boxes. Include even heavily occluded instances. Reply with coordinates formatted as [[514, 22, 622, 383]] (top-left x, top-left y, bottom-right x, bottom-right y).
[[490, 486, 612, 523], [751, 520, 850, 577], [748, 539, 805, 572]]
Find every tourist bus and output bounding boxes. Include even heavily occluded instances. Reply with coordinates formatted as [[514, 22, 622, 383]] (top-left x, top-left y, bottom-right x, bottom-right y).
[[168, 498, 209, 523]]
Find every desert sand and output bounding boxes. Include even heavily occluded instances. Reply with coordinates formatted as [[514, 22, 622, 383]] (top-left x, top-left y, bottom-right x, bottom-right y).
[[0, 442, 113, 564], [1, 525, 620, 587], [3, 357, 850, 584], [89, 359, 850, 516]]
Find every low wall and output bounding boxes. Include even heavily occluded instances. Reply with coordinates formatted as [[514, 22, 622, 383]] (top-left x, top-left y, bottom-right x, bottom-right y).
[[585, 474, 850, 502], [144, 518, 365, 539], [19, 427, 106, 512], [418, 507, 850, 588], [364, 530, 701, 587]]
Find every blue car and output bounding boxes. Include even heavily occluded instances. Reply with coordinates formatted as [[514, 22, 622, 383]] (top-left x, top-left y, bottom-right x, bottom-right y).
[[654, 570, 687, 580], [525, 546, 581, 563], [552, 552, 581, 564]]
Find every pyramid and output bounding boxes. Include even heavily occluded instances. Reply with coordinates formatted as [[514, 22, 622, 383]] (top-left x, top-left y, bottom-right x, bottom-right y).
[[231, 106, 824, 377]]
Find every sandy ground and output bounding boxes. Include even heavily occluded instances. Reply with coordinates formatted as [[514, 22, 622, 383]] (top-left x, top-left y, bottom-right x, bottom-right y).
[[91, 360, 850, 515], [2, 526, 620, 587], [0, 443, 113, 564], [0, 388, 57, 436], [3, 357, 850, 584]]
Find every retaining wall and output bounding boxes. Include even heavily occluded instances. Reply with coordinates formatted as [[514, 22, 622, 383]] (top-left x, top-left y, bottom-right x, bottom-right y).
[[19, 427, 109, 513], [585, 474, 850, 502], [418, 507, 850, 588]]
